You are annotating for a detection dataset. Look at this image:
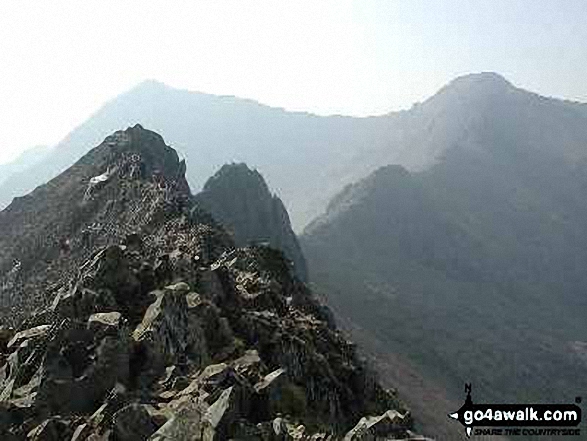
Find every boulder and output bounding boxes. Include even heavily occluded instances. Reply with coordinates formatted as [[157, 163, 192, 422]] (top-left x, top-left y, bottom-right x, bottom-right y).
[[231, 349, 264, 381], [186, 301, 233, 360], [0, 327, 15, 352], [253, 368, 291, 419], [51, 286, 117, 320], [113, 403, 157, 441], [86, 383, 128, 430], [124, 233, 143, 250], [7, 325, 50, 350], [35, 326, 130, 415], [254, 368, 286, 394], [132, 287, 191, 379], [80, 246, 141, 317], [0, 401, 31, 436], [271, 417, 311, 440], [177, 363, 231, 399], [197, 363, 232, 392], [26, 417, 71, 440], [204, 386, 248, 440], [148, 401, 212, 441], [197, 270, 224, 302], [157, 365, 181, 389], [71, 423, 92, 441], [87, 312, 124, 338], [154, 255, 173, 287], [82, 336, 130, 407]]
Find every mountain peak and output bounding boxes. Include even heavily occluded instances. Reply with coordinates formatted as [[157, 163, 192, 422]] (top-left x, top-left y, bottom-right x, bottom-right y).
[[414, 71, 520, 126], [91, 124, 189, 189], [452, 71, 511, 84], [0, 126, 192, 310], [203, 163, 269, 194], [439, 72, 515, 97], [132, 78, 169, 92]]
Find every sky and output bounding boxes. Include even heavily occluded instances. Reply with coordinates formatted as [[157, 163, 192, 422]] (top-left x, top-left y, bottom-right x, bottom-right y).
[[1, 0, 587, 164]]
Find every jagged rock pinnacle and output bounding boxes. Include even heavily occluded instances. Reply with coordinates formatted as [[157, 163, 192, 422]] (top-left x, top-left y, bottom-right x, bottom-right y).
[[195, 163, 308, 282]]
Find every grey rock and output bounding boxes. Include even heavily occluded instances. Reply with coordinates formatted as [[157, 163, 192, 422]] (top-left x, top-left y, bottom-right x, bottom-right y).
[[343, 410, 408, 441], [148, 401, 213, 441], [254, 368, 287, 395], [86, 383, 128, 431], [35, 325, 130, 415], [186, 300, 232, 360], [26, 417, 71, 440], [51, 286, 117, 320], [0, 327, 15, 352], [87, 312, 123, 338], [113, 403, 157, 441], [71, 423, 92, 441], [231, 349, 264, 381], [7, 325, 50, 350], [132, 287, 191, 378], [204, 385, 250, 439]]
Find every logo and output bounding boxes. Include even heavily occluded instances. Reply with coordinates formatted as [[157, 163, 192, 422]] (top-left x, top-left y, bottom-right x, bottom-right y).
[[448, 384, 582, 437]]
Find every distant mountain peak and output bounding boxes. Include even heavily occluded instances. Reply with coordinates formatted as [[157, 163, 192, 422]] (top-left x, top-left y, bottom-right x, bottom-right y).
[[428, 72, 516, 101], [452, 71, 511, 84], [133, 78, 169, 90]]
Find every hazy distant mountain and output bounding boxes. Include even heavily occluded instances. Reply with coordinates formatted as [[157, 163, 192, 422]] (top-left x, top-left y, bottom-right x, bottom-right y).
[[302, 74, 587, 437], [0, 145, 50, 187], [194, 163, 308, 281], [0, 81, 399, 229], [3, 73, 585, 232]]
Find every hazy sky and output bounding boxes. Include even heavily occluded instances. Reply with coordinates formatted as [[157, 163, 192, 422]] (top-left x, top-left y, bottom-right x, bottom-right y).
[[1, 0, 586, 164]]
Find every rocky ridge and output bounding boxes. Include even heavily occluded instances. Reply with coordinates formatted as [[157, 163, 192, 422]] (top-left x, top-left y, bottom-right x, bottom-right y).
[[0, 126, 429, 440]]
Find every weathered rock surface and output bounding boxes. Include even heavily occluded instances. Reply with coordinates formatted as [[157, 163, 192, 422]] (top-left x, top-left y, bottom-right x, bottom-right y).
[[0, 126, 427, 440]]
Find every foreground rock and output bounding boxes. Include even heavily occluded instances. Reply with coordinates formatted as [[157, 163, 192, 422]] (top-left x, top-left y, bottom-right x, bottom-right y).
[[0, 126, 429, 440]]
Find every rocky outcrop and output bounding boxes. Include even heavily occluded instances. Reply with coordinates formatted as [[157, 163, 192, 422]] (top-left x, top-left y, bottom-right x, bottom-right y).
[[0, 126, 427, 440], [194, 163, 308, 282]]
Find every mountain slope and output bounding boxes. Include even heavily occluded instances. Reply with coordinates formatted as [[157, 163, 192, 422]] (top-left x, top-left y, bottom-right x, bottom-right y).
[[301, 143, 587, 436], [194, 163, 308, 282], [4, 73, 585, 231], [0, 125, 190, 321], [0, 125, 428, 440]]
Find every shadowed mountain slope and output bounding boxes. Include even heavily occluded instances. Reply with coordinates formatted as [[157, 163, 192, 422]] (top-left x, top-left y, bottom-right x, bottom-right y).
[[302, 139, 587, 438]]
